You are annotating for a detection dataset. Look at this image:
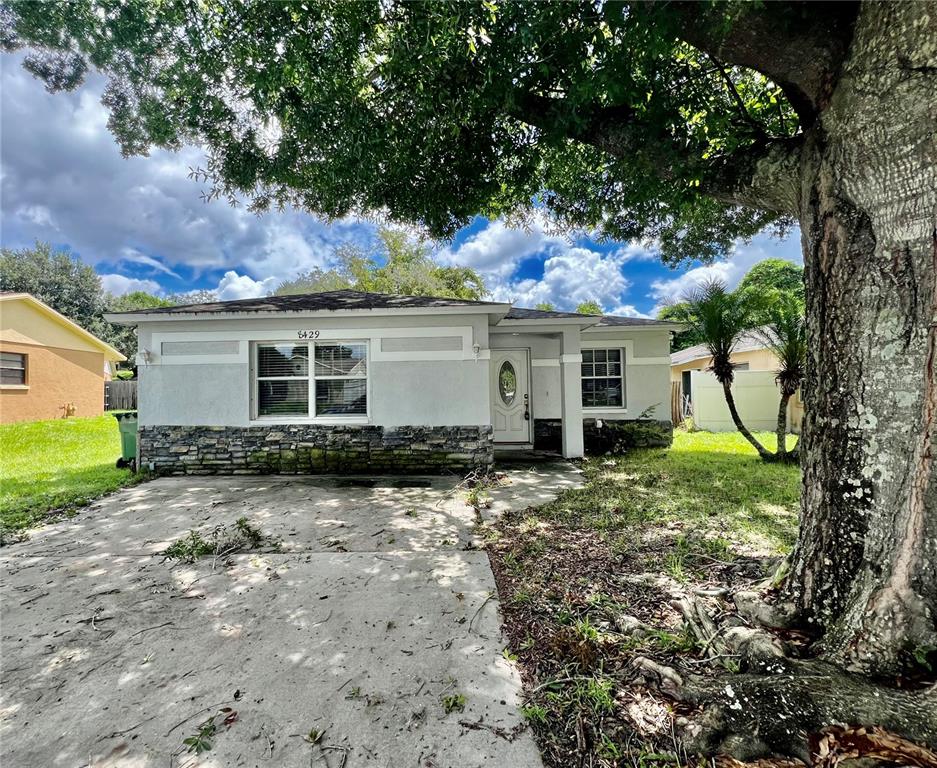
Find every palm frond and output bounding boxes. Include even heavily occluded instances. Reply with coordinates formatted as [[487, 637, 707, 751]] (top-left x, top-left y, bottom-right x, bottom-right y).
[[756, 295, 806, 396], [682, 279, 757, 386]]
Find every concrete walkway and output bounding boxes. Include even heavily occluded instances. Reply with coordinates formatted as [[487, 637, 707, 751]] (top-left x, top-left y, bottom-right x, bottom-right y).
[[0, 463, 581, 768]]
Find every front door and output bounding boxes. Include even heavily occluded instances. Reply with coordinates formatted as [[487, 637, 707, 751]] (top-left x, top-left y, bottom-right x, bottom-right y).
[[491, 349, 531, 443]]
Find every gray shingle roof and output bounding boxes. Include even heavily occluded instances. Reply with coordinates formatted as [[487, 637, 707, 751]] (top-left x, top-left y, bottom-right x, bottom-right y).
[[105, 288, 677, 328], [107, 289, 506, 317], [502, 307, 588, 320]]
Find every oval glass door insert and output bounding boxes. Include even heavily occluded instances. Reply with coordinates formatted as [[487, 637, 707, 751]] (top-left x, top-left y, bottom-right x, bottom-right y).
[[498, 361, 517, 405]]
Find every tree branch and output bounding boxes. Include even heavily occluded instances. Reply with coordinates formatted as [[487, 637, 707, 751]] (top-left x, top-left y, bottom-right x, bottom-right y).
[[662, 1, 860, 123], [507, 92, 803, 216]]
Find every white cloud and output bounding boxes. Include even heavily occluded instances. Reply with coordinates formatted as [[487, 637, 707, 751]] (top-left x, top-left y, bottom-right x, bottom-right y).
[[607, 303, 651, 319], [0, 52, 371, 285], [490, 246, 632, 312], [99, 273, 162, 296], [439, 216, 568, 280], [614, 240, 659, 263], [648, 237, 803, 313], [16, 204, 57, 228], [119, 248, 182, 278], [215, 270, 279, 301]]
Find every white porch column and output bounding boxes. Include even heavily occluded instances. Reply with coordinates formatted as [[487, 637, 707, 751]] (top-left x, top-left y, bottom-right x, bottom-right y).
[[559, 328, 584, 458]]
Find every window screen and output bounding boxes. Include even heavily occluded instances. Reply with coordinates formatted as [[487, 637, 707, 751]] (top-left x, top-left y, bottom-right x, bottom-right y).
[[581, 348, 625, 408], [1, 352, 27, 385]]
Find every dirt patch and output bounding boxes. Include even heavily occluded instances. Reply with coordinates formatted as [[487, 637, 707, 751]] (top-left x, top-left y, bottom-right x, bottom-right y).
[[485, 505, 781, 767]]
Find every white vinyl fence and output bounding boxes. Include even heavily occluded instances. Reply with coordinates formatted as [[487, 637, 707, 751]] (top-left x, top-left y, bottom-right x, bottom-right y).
[[689, 370, 801, 433]]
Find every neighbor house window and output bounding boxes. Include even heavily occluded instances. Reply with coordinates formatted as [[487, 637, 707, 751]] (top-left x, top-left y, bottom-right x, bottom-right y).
[[581, 348, 624, 408], [255, 342, 367, 418], [0, 352, 27, 386]]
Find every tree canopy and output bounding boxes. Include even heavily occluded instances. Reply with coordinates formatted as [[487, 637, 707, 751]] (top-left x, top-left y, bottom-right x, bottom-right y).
[[0, 1, 841, 264], [0, 241, 105, 337], [0, 241, 174, 364], [105, 290, 173, 362], [275, 228, 486, 300], [575, 300, 603, 315]]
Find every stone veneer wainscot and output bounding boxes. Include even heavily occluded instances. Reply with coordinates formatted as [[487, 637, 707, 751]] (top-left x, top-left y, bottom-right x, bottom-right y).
[[139, 424, 494, 475]]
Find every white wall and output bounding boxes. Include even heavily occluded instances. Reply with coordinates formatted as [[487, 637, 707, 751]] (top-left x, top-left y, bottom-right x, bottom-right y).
[[491, 332, 563, 418], [136, 313, 492, 428], [690, 370, 793, 432], [134, 313, 676, 430], [581, 329, 672, 422], [490, 328, 673, 424]]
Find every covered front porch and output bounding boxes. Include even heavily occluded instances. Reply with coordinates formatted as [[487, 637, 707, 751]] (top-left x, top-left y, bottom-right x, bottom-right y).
[[487, 315, 593, 460]]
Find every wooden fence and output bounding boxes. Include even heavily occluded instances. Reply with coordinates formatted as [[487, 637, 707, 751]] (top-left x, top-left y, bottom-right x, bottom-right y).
[[105, 380, 137, 411], [670, 380, 684, 427]]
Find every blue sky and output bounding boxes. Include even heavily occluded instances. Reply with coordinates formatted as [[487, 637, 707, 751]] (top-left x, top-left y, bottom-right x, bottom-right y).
[[0, 53, 802, 317]]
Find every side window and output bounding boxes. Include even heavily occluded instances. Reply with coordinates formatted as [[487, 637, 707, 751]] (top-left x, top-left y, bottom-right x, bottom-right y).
[[0, 352, 27, 385], [581, 348, 625, 408]]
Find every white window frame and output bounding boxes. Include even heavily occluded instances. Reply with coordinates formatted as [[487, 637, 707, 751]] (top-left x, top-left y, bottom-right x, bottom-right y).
[[0, 351, 28, 389], [581, 346, 626, 411], [252, 340, 370, 423]]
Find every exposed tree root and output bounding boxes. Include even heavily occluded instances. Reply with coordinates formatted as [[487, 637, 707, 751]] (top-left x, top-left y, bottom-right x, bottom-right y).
[[632, 592, 937, 764], [633, 655, 937, 762]]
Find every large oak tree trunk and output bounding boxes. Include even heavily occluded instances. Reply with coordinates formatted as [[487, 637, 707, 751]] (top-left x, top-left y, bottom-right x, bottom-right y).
[[785, 2, 937, 676]]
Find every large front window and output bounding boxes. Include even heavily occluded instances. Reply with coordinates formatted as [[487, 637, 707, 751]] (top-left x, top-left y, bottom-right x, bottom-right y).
[[255, 342, 367, 418], [581, 348, 625, 408]]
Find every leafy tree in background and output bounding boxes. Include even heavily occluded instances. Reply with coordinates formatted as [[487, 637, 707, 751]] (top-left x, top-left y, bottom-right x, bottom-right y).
[[534, 302, 555, 312], [276, 228, 486, 300], [736, 259, 804, 300], [6, 0, 937, 754], [735, 258, 804, 325], [164, 289, 220, 306], [658, 302, 704, 352], [104, 290, 173, 364], [0, 241, 106, 336], [575, 300, 603, 315]]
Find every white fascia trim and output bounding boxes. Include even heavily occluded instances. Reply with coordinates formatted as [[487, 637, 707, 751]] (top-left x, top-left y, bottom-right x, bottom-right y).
[[105, 304, 511, 326], [583, 324, 680, 333]]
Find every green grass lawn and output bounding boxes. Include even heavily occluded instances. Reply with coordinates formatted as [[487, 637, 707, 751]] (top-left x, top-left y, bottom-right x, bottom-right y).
[[486, 429, 802, 768], [0, 414, 136, 535], [545, 428, 801, 554]]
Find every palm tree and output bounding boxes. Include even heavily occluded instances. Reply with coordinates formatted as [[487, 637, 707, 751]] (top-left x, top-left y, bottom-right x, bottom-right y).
[[683, 280, 773, 460], [757, 296, 806, 463]]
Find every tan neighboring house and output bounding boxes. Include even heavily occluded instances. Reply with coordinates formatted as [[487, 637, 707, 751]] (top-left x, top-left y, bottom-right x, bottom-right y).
[[0, 292, 125, 424], [670, 330, 804, 433]]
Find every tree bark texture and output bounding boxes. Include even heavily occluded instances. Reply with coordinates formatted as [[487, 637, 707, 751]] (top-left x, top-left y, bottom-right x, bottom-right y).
[[776, 391, 792, 460], [786, 1, 937, 676]]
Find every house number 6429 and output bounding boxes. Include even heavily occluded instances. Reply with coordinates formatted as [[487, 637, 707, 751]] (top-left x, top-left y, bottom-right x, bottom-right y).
[[297, 330, 320, 339]]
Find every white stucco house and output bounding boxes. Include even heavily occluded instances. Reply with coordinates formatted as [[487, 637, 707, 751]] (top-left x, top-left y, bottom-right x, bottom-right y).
[[106, 290, 678, 474]]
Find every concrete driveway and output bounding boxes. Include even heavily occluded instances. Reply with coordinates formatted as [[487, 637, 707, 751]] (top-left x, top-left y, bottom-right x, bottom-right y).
[[0, 463, 581, 768]]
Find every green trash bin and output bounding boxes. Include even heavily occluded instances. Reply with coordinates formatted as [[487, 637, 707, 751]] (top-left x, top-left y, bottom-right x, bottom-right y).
[[114, 411, 138, 470]]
